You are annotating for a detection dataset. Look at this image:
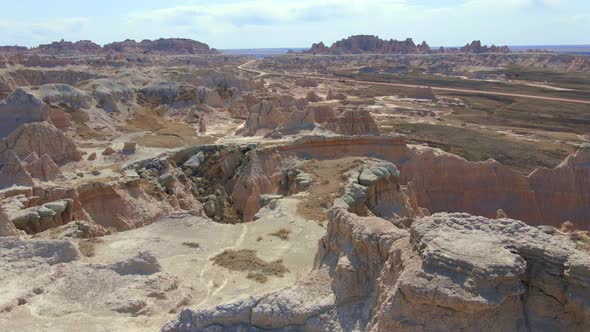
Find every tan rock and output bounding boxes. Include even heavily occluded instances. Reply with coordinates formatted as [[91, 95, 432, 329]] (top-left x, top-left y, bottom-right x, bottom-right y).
[[0, 150, 33, 189], [25, 154, 62, 181], [0, 89, 49, 138], [236, 100, 286, 136], [101, 147, 115, 156], [167, 210, 590, 331], [0, 122, 81, 164], [325, 109, 380, 136], [272, 109, 315, 135], [0, 210, 22, 236], [22, 152, 39, 164], [48, 107, 71, 131]]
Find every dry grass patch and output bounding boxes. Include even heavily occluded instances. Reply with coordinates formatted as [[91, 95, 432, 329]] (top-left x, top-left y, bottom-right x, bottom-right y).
[[211, 249, 289, 283], [297, 158, 365, 222], [269, 228, 291, 241]]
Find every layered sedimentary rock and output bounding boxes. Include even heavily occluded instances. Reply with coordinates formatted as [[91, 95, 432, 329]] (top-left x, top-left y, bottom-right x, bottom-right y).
[[167, 164, 590, 331], [34, 39, 102, 54], [309, 35, 431, 54], [528, 146, 590, 227], [5, 38, 217, 55], [370, 212, 590, 331], [271, 109, 315, 136], [221, 136, 590, 228], [34, 84, 93, 109], [104, 38, 218, 54], [8, 199, 74, 234], [459, 40, 510, 53], [236, 100, 286, 136], [0, 122, 81, 164], [0, 150, 33, 189], [325, 109, 380, 136], [25, 154, 63, 181], [0, 210, 22, 236], [0, 89, 49, 138]]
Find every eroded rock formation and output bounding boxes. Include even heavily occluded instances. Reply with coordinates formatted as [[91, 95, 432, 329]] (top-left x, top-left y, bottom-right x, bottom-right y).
[[0, 122, 81, 164], [309, 35, 431, 55], [166, 162, 590, 331], [0, 150, 33, 189], [104, 38, 218, 54], [0, 89, 49, 138], [325, 109, 381, 136]]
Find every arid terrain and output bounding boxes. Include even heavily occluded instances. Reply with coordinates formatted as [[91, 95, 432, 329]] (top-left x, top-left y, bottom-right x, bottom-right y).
[[0, 35, 589, 331]]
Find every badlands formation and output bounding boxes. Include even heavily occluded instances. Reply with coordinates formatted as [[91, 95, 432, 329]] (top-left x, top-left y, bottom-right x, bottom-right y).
[[0, 38, 589, 331]]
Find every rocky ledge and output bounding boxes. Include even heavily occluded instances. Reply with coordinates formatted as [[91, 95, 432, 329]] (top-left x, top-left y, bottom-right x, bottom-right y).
[[164, 162, 590, 331]]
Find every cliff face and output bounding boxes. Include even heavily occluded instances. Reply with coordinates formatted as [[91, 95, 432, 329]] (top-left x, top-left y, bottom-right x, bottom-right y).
[[165, 169, 590, 331], [221, 136, 590, 229], [309, 35, 431, 54]]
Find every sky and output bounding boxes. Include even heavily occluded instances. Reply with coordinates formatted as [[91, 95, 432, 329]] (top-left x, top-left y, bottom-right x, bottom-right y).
[[0, 0, 588, 49]]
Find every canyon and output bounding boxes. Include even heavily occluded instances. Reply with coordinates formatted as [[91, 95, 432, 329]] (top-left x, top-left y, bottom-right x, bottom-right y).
[[0, 37, 589, 331]]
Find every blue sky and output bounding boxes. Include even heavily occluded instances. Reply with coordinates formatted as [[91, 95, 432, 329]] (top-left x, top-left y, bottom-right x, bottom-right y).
[[0, 0, 588, 48]]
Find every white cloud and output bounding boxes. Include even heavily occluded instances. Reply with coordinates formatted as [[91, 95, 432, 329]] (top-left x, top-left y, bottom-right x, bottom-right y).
[[0, 17, 90, 46], [0, 0, 587, 48]]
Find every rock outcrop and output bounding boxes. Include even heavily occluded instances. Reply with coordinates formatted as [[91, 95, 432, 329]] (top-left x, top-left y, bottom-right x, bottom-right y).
[[309, 35, 431, 55], [0, 150, 33, 189], [7, 199, 74, 234], [460, 40, 510, 53], [25, 154, 62, 181], [370, 213, 590, 331], [527, 146, 590, 227], [34, 39, 102, 54], [0, 122, 81, 164], [270, 109, 315, 136], [224, 135, 590, 228], [0, 88, 49, 138], [103, 38, 218, 54], [165, 207, 590, 331], [0, 210, 22, 236], [34, 84, 92, 109], [325, 109, 380, 136], [236, 100, 286, 136]]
